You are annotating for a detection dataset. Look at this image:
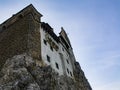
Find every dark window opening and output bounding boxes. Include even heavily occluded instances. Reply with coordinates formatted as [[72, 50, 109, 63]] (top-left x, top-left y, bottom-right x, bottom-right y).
[[47, 55, 50, 62], [66, 59, 69, 64], [55, 62, 59, 69], [44, 39, 47, 45], [59, 82, 63, 85], [62, 48, 64, 51], [50, 46, 53, 51], [2, 26, 6, 30], [70, 72, 72, 76], [18, 14, 23, 18], [67, 68, 69, 74]]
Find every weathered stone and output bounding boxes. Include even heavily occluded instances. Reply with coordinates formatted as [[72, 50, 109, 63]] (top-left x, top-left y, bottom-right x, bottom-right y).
[[0, 4, 92, 90], [0, 54, 85, 90]]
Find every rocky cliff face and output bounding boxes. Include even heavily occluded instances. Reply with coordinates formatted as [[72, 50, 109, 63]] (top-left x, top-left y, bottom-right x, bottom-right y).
[[0, 54, 78, 90], [0, 4, 92, 90]]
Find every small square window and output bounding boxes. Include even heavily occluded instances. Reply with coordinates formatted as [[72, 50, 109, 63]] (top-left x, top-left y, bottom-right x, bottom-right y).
[[55, 62, 59, 69], [2, 26, 6, 30], [43, 39, 47, 45], [47, 55, 50, 62], [66, 59, 69, 64], [62, 48, 64, 51], [67, 68, 69, 74], [70, 72, 72, 76]]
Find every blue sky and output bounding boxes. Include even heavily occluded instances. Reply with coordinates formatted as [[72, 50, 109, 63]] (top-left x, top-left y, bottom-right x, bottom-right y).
[[0, 0, 120, 90]]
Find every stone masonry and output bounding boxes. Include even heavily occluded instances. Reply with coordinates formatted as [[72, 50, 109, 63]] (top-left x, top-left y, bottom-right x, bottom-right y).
[[0, 4, 92, 90]]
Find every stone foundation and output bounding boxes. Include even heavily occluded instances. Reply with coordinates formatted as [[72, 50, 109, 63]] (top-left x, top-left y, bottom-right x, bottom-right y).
[[0, 54, 81, 90]]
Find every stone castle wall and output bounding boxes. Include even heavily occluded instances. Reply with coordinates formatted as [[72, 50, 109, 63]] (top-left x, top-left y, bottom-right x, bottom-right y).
[[0, 4, 92, 90], [0, 6, 43, 70], [0, 54, 86, 90], [0, 14, 29, 70]]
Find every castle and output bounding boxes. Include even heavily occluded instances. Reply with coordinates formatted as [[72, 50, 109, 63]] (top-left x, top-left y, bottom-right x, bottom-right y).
[[0, 4, 92, 90]]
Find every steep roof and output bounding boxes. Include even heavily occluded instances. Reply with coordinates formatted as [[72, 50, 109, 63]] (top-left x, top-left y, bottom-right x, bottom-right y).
[[59, 27, 72, 48], [41, 22, 59, 43]]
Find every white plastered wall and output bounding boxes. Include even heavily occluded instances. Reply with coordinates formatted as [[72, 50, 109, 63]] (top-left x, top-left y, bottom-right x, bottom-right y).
[[40, 27, 74, 77], [40, 28, 63, 75]]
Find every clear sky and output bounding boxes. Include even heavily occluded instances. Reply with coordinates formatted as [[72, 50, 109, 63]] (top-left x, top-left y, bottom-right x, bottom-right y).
[[0, 0, 120, 90]]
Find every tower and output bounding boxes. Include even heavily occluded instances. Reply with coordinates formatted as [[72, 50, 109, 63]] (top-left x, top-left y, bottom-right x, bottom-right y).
[[0, 4, 92, 90]]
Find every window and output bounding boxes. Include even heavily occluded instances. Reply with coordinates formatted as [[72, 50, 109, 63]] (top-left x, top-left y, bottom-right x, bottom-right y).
[[62, 48, 64, 51], [67, 68, 69, 74], [2, 26, 6, 30], [55, 62, 59, 69], [47, 55, 50, 62], [18, 14, 23, 18], [43, 39, 47, 45], [70, 72, 72, 76], [66, 59, 69, 64], [50, 46, 53, 51]]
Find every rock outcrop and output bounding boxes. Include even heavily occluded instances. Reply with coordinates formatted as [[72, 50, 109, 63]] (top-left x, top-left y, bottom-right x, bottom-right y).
[[0, 4, 92, 90], [0, 54, 53, 90], [0, 54, 78, 90]]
